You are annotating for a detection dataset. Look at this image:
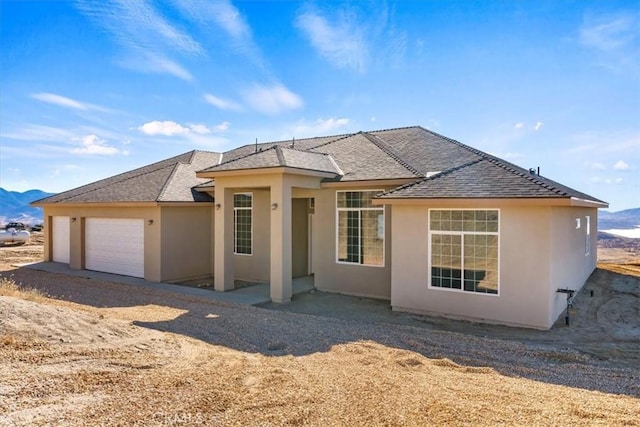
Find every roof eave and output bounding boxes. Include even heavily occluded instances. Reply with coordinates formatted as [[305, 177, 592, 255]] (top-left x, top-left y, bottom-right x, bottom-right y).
[[569, 197, 609, 208], [33, 201, 162, 208], [321, 178, 419, 189], [197, 166, 339, 179], [373, 196, 603, 207]]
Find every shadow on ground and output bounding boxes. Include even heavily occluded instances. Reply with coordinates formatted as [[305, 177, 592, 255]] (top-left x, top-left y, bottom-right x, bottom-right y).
[[2, 266, 639, 397]]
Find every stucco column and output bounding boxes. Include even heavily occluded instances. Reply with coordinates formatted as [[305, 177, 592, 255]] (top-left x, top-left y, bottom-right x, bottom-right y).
[[270, 178, 292, 303], [214, 186, 235, 291]]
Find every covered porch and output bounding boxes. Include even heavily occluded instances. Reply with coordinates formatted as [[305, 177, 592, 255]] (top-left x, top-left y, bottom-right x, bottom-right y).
[[196, 145, 341, 303]]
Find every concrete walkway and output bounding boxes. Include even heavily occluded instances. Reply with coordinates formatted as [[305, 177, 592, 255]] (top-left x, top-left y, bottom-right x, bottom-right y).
[[24, 262, 314, 306]]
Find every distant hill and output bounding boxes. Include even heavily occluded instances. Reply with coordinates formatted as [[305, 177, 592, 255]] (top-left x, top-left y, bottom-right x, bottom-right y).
[[598, 207, 640, 230], [0, 188, 55, 226]]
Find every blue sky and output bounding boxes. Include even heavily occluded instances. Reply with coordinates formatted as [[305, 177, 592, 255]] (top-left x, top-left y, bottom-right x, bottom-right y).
[[1, 0, 638, 211]]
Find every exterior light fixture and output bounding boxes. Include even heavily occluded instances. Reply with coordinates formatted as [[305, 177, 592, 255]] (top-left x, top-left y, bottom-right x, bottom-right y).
[[271, 203, 278, 210], [147, 219, 154, 225], [71, 217, 77, 222], [215, 203, 221, 210]]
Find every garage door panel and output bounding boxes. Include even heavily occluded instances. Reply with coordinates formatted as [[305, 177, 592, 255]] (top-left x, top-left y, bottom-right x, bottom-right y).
[[86, 218, 144, 278], [52, 216, 70, 263]]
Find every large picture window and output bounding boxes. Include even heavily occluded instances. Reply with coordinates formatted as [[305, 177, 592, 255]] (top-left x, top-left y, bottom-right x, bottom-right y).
[[234, 193, 252, 255], [337, 190, 384, 266], [429, 209, 499, 294]]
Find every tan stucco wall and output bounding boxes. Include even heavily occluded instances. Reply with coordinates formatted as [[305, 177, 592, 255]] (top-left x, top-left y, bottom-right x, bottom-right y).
[[312, 188, 392, 299], [42, 206, 162, 281], [42, 204, 217, 283], [548, 207, 598, 325], [233, 189, 271, 282], [160, 205, 214, 282], [389, 204, 579, 329]]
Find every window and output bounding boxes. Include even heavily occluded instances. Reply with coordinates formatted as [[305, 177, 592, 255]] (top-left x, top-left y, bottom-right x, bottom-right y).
[[585, 215, 591, 256], [337, 190, 384, 266], [234, 193, 252, 255], [429, 209, 499, 294]]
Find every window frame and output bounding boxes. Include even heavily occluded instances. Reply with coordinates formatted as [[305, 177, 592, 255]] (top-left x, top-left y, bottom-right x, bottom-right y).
[[428, 208, 500, 296], [335, 189, 385, 267], [233, 192, 253, 256]]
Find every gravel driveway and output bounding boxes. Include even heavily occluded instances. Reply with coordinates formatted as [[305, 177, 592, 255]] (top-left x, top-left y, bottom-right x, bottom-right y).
[[3, 266, 639, 398]]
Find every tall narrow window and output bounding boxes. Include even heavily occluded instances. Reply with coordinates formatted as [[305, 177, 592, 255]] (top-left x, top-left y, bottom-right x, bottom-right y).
[[234, 193, 252, 255], [585, 215, 591, 256], [429, 209, 499, 294], [337, 190, 384, 266]]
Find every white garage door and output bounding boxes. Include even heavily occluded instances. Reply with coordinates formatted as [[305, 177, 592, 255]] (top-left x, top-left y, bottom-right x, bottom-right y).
[[85, 218, 144, 278], [52, 216, 70, 263]]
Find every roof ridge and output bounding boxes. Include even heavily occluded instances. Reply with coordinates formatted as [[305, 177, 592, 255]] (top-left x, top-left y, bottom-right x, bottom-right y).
[[378, 158, 484, 198], [360, 132, 424, 177], [367, 125, 422, 134], [483, 156, 570, 197], [227, 132, 353, 155], [306, 131, 359, 151], [157, 162, 183, 201], [42, 150, 197, 203], [416, 127, 574, 197], [215, 145, 279, 168]]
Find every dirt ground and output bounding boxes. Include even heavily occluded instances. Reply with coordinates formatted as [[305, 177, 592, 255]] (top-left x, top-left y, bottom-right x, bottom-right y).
[[1, 234, 639, 426]]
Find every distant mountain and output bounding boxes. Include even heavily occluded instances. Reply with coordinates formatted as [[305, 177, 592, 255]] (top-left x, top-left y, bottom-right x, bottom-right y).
[[0, 188, 55, 226], [598, 207, 640, 230]]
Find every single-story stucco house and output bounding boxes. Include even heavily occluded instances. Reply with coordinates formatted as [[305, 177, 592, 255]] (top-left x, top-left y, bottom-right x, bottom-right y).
[[32, 126, 607, 329]]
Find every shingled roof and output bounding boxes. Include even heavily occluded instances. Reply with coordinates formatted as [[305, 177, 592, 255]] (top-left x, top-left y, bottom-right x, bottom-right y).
[[33, 151, 221, 204], [33, 126, 605, 206], [199, 145, 341, 176], [378, 154, 606, 203]]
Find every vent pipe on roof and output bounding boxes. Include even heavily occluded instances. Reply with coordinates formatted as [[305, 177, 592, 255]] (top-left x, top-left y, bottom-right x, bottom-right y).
[[255, 138, 258, 153], [291, 136, 295, 149], [529, 166, 540, 176]]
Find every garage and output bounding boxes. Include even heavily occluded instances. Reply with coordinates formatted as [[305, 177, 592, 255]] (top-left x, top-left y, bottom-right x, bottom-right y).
[[52, 216, 70, 263], [85, 218, 144, 278]]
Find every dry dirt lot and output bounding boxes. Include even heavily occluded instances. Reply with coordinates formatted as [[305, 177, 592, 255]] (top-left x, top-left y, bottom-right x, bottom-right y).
[[0, 234, 639, 426]]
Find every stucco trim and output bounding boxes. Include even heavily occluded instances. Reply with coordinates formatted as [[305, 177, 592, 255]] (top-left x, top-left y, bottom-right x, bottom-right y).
[[373, 197, 602, 207], [321, 179, 417, 189]]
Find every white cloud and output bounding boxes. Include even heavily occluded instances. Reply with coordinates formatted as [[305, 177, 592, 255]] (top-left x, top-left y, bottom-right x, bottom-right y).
[[1, 124, 77, 142], [295, 9, 367, 72], [116, 50, 193, 81], [587, 161, 606, 170], [76, 0, 201, 80], [580, 13, 637, 51], [242, 83, 303, 115], [514, 122, 524, 130], [590, 176, 624, 185], [71, 134, 123, 155], [138, 120, 228, 137], [216, 121, 230, 131], [188, 124, 212, 135], [77, 0, 202, 54], [168, 0, 263, 65], [295, 4, 407, 73], [533, 121, 543, 131], [30, 93, 110, 112], [138, 121, 191, 136], [613, 160, 630, 170], [203, 93, 242, 111], [293, 118, 350, 136]]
